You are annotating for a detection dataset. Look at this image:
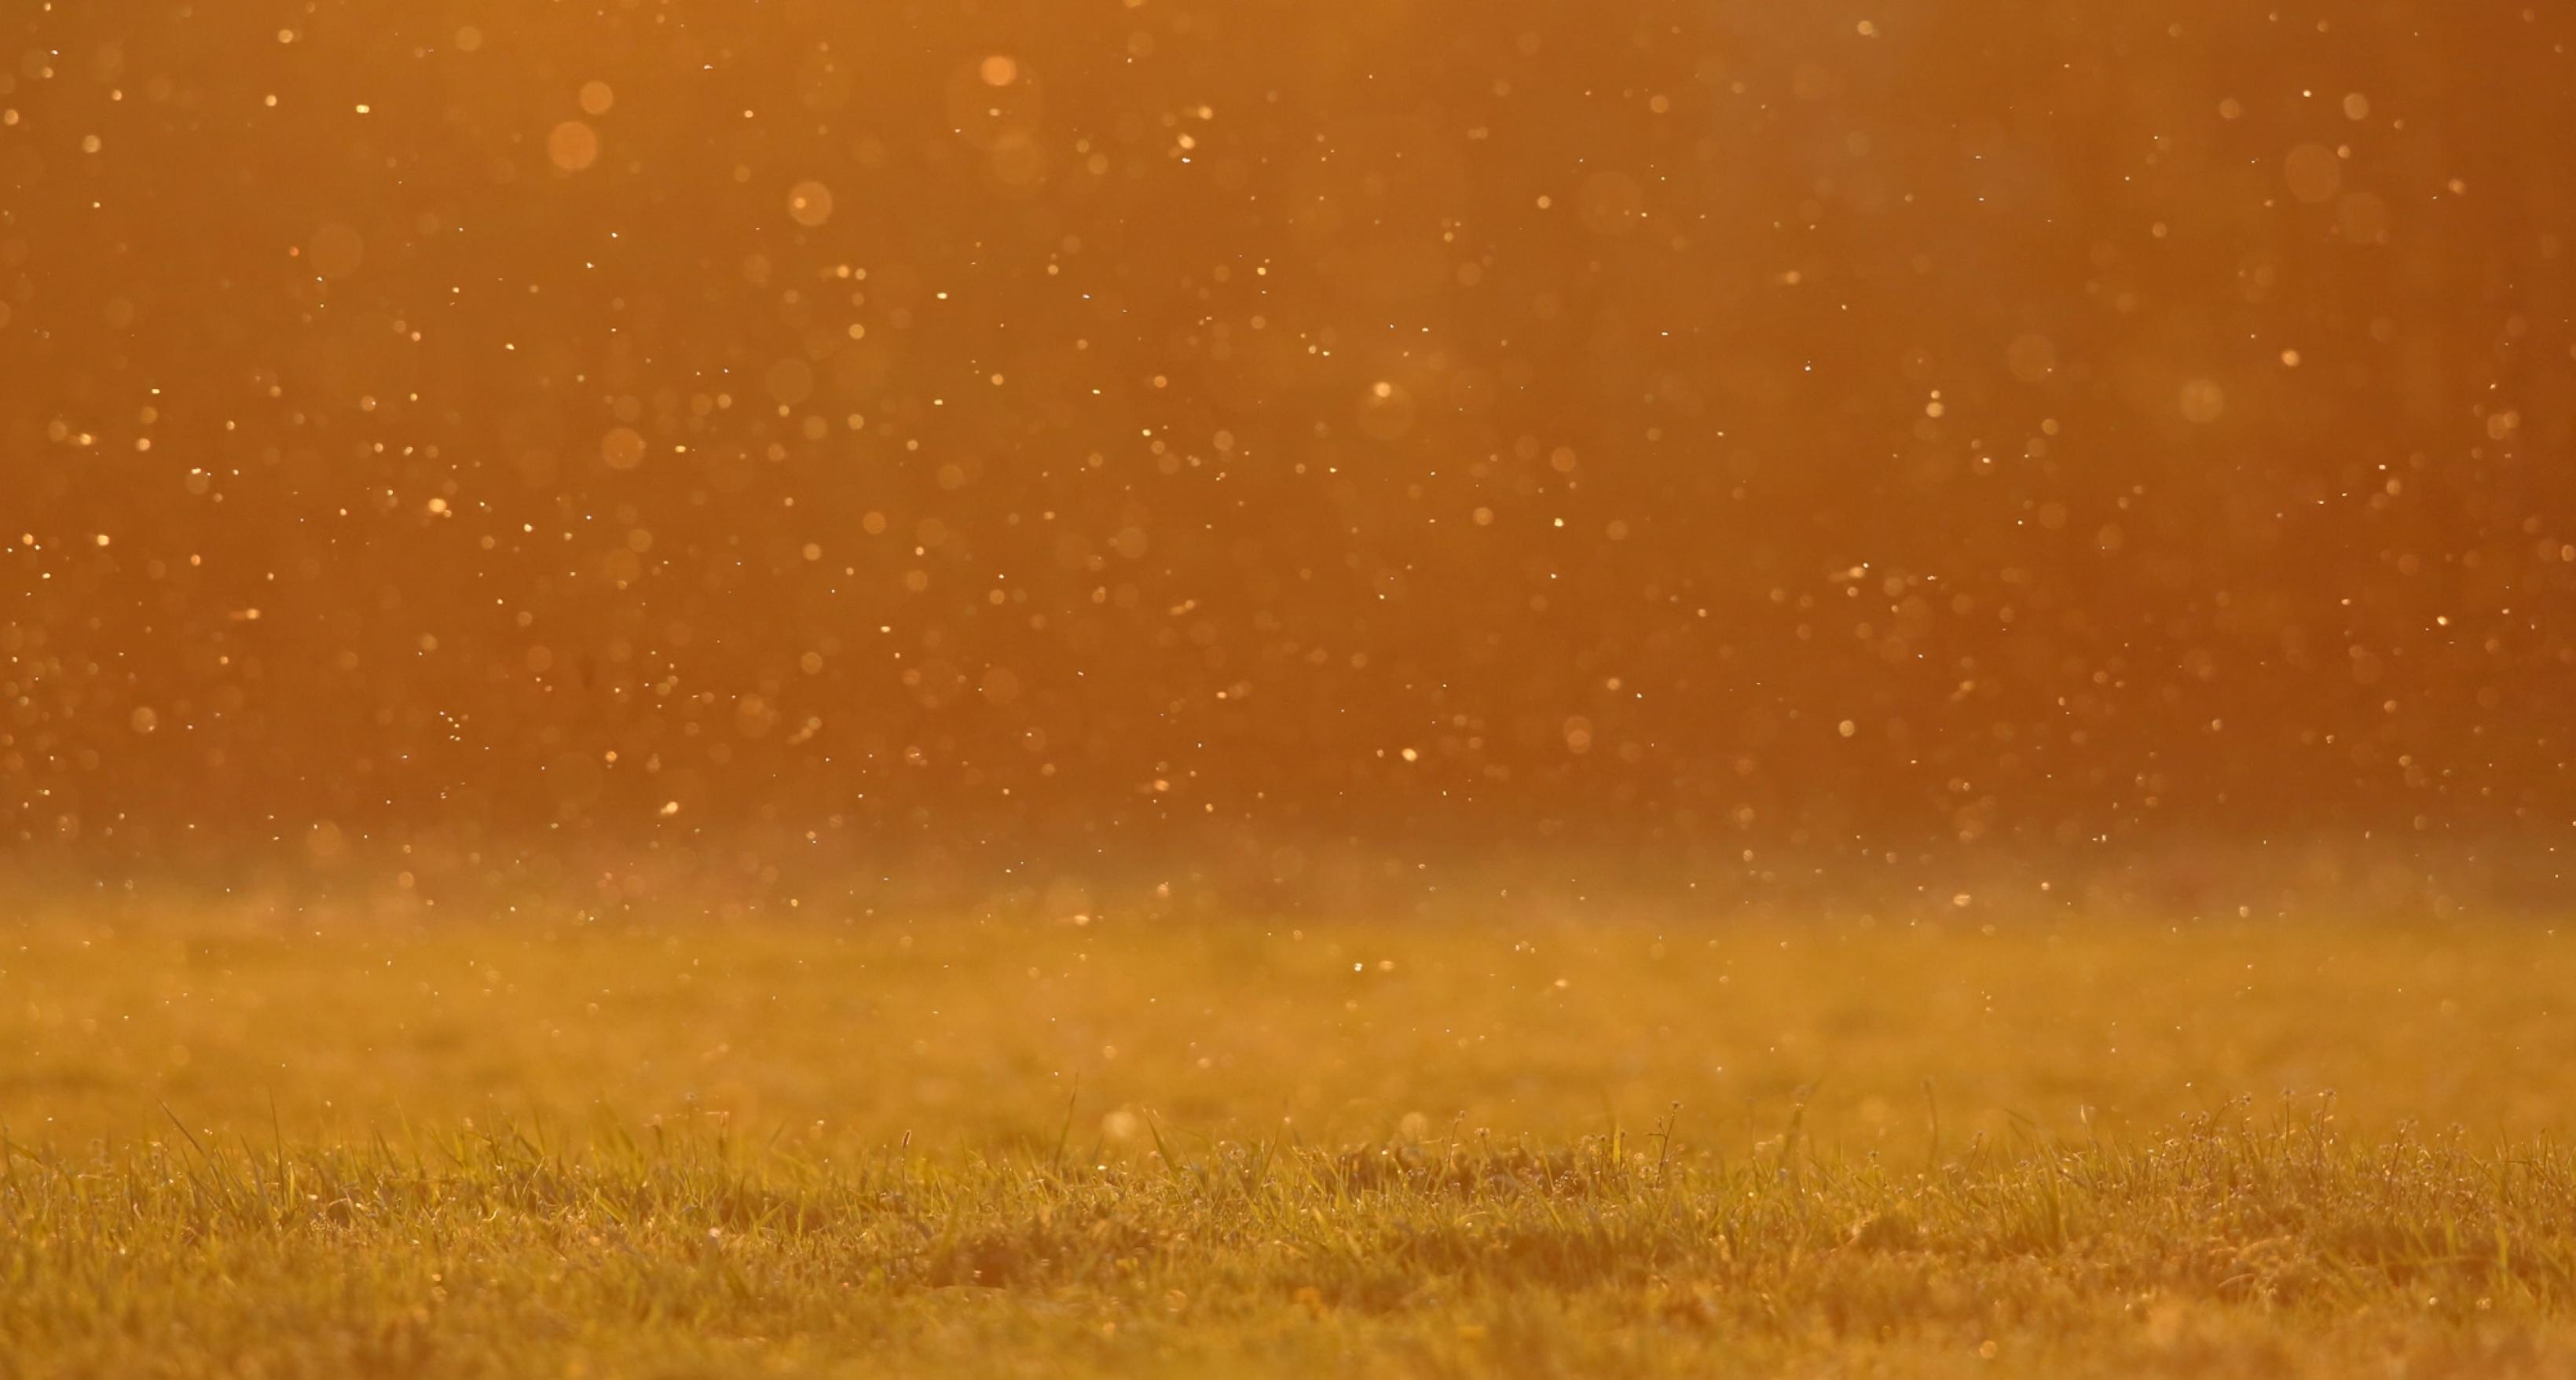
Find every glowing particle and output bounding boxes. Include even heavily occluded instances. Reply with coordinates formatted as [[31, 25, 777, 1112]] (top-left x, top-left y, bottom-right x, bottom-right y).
[[2284, 143, 2341, 204], [548, 121, 600, 172], [787, 180, 835, 227], [600, 426, 647, 470]]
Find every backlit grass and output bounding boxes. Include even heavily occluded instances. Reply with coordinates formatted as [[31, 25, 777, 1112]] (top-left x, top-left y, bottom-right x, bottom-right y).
[[2, 894, 2572, 1375]]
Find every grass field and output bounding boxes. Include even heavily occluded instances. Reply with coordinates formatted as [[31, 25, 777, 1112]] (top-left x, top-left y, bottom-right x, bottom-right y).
[[4, 893, 2574, 1375]]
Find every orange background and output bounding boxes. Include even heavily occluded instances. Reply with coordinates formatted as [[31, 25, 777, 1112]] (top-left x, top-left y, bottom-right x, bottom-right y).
[[5, 2, 2573, 893]]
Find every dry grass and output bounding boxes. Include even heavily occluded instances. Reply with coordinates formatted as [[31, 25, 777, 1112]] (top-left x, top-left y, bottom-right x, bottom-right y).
[[2, 891, 2573, 1375]]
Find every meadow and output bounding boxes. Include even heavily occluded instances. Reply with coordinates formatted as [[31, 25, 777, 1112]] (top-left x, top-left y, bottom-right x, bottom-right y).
[[3, 890, 2574, 1375]]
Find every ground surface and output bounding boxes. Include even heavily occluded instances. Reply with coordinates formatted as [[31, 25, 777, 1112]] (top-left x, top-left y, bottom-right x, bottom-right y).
[[3, 897, 2573, 1375]]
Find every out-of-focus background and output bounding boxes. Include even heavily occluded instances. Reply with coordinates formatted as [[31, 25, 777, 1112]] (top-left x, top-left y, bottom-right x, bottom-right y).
[[4, 1, 2573, 908]]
